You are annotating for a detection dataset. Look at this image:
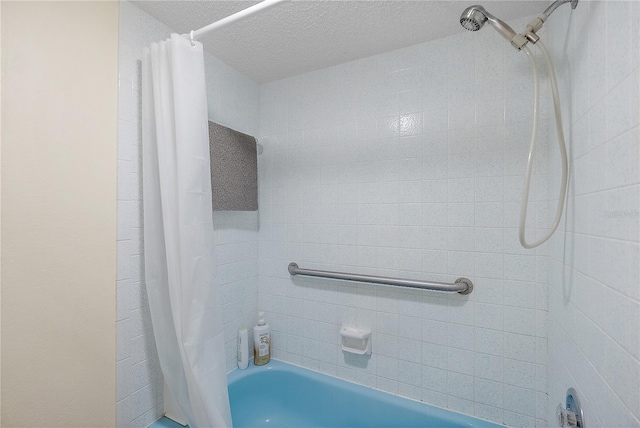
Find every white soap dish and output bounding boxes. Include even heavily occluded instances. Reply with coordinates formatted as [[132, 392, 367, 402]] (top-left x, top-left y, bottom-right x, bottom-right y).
[[340, 326, 372, 355]]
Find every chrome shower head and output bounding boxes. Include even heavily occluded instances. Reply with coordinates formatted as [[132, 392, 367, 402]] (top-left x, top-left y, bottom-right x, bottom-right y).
[[460, 1, 579, 51], [460, 5, 488, 31], [459, 5, 518, 43]]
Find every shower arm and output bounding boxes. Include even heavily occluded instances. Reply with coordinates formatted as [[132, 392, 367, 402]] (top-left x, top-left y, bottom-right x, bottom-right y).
[[514, 0, 579, 48], [543, 0, 579, 17]]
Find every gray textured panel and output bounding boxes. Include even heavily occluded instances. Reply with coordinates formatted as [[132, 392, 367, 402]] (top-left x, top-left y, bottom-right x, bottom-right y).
[[209, 121, 258, 211]]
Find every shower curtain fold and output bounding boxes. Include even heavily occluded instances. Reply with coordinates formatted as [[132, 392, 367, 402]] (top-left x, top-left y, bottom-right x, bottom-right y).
[[142, 33, 232, 428]]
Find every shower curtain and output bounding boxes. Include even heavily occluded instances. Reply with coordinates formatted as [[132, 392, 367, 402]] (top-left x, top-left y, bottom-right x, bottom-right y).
[[142, 33, 232, 428]]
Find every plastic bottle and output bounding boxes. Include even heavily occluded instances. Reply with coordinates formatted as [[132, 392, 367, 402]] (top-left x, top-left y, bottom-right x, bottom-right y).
[[253, 312, 270, 366], [237, 327, 249, 369]]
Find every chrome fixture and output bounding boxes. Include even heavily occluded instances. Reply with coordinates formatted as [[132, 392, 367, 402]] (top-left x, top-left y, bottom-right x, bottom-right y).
[[460, 0, 578, 50], [288, 262, 473, 294], [458, 0, 576, 249], [557, 388, 585, 427], [544, 0, 579, 17], [459, 5, 518, 43]]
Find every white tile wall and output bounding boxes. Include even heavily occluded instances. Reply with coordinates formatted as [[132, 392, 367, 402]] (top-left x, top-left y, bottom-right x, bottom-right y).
[[545, 2, 640, 427], [117, 2, 260, 426], [257, 17, 552, 426], [204, 52, 261, 376]]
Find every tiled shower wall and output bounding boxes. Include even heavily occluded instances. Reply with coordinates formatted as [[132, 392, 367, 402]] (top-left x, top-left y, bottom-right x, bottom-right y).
[[257, 18, 552, 427], [545, 1, 640, 426], [116, 2, 260, 426]]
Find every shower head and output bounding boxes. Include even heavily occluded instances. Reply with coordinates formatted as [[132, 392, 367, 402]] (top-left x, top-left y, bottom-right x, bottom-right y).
[[459, 5, 518, 42], [459, 5, 488, 31], [460, 1, 579, 51]]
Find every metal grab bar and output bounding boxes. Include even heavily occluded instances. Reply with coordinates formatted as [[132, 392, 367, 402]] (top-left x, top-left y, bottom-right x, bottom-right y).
[[288, 262, 473, 295]]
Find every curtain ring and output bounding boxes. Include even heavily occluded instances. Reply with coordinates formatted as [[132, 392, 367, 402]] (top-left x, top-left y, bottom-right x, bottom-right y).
[[189, 30, 196, 47]]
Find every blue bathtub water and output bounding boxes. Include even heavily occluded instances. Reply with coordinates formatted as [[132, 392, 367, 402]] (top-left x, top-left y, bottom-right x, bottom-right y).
[[153, 360, 503, 427]]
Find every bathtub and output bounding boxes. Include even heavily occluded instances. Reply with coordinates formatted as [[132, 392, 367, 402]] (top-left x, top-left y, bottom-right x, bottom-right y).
[[227, 360, 501, 428]]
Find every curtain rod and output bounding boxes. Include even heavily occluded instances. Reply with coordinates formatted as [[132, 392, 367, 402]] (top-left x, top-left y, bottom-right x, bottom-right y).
[[189, 0, 288, 45]]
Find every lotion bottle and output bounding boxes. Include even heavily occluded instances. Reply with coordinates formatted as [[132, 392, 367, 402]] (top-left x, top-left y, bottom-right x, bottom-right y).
[[237, 327, 249, 369], [253, 312, 270, 366]]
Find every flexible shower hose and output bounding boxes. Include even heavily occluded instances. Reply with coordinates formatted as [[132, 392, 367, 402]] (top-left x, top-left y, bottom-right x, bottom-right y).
[[519, 41, 568, 249]]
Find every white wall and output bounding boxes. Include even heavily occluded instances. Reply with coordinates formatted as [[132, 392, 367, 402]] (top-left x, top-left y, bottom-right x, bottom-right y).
[[116, 3, 260, 426], [545, 2, 640, 426], [257, 17, 552, 427], [2, 2, 118, 426], [117, 5, 167, 424]]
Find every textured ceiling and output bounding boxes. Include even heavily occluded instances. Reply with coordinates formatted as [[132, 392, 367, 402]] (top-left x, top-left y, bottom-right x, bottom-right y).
[[132, 1, 547, 83]]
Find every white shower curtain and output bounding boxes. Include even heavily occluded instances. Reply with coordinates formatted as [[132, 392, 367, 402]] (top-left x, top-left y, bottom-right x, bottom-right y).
[[142, 33, 232, 428]]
